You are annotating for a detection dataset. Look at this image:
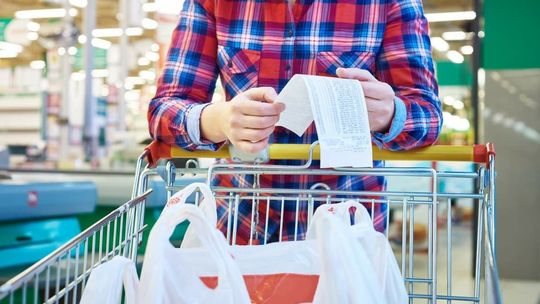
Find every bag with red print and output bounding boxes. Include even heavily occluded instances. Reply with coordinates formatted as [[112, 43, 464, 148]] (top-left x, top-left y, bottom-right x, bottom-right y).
[[164, 183, 384, 304]]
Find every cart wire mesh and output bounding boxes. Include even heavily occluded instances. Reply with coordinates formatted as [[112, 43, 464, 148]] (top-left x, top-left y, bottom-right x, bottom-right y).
[[0, 143, 501, 303]]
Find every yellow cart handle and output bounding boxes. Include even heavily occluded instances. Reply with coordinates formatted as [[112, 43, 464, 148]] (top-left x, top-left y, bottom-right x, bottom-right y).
[[145, 141, 495, 166]]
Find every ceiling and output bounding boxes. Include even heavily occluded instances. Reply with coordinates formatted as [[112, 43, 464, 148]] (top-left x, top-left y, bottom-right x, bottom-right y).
[[0, 0, 474, 67]]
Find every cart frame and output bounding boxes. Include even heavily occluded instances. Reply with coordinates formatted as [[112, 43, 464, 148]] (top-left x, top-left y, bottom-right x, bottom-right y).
[[0, 142, 501, 303]]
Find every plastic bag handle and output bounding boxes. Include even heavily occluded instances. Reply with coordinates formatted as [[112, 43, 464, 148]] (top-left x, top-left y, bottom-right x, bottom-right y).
[[307, 201, 374, 235], [122, 260, 139, 304], [158, 203, 250, 303], [165, 182, 217, 226]]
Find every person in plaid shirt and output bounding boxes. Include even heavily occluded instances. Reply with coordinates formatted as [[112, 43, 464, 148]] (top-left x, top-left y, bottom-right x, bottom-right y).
[[149, 0, 442, 243]]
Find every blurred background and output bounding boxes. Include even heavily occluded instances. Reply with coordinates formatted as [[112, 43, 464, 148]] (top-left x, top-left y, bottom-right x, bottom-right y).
[[0, 0, 538, 303]]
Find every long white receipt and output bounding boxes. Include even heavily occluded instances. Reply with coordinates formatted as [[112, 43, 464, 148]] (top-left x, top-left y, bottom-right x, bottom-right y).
[[276, 74, 373, 168]]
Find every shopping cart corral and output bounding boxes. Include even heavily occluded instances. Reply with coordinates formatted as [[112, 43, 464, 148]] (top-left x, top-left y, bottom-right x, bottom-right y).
[[0, 141, 501, 303]]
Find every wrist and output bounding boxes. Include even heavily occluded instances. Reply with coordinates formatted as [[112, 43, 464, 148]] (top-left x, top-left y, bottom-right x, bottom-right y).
[[201, 102, 229, 143], [381, 99, 396, 133]]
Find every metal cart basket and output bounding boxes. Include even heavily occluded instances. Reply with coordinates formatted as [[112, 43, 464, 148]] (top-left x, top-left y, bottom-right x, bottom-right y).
[[0, 142, 501, 303]]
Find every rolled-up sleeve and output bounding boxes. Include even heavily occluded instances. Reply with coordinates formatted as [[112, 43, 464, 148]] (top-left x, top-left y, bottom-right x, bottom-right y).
[[372, 0, 443, 151], [148, 0, 224, 151]]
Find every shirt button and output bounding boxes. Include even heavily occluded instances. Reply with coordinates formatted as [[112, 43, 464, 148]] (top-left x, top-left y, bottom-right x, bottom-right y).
[[286, 29, 294, 37], [285, 64, 291, 71], [228, 61, 233, 68]]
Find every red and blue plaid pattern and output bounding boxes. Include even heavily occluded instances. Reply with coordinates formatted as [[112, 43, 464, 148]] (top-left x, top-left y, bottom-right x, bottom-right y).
[[149, 0, 442, 243]]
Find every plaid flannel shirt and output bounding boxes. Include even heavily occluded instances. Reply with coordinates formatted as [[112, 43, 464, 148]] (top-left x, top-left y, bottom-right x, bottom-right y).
[[148, 0, 442, 243]]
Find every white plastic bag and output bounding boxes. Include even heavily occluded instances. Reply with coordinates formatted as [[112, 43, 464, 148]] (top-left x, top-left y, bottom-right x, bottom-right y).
[[171, 183, 383, 303], [178, 182, 217, 248], [307, 210, 385, 304], [137, 200, 250, 303], [313, 201, 409, 304], [79, 256, 138, 304]]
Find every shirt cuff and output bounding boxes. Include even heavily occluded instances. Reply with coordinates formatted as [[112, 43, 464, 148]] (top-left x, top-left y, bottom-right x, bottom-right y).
[[186, 103, 224, 151], [372, 97, 406, 147]]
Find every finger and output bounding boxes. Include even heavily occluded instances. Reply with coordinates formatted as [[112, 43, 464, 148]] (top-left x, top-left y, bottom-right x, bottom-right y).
[[365, 97, 385, 112], [233, 114, 280, 130], [234, 138, 269, 154], [243, 87, 278, 103], [237, 100, 285, 116], [336, 68, 378, 82], [240, 126, 275, 142], [360, 81, 386, 99], [359, 81, 390, 100]]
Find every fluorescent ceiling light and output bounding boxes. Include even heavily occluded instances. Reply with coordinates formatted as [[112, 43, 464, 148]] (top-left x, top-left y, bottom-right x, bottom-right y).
[[446, 50, 465, 64], [142, 18, 158, 30], [69, 0, 88, 8], [27, 32, 39, 41], [139, 70, 156, 81], [425, 11, 476, 22], [30, 60, 46, 69], [78, 35, 87, 44], [138, 57, 151, 66], [443, 96, 455, 106], [126, 77, 146, 86], [430, 37, 449, 52], [156, 0, 183, 15], [460, 45, 473, 55], [142, 2, 157, 12], [92, 27, 143, 38], [0, 50, 18, 58], [72, 70, 110, 79], [453, 100, 464, 110], [0, 42, 23, 53], [15, 8, 78, 19], [68, 46, 78, 55], [92, 38, 112, 49], [125, 27, 143, 36], [27, 21, 40, 32], [93, 28, 123, 37], [145, 51, 159, 62], [442, 31, 470, 41]]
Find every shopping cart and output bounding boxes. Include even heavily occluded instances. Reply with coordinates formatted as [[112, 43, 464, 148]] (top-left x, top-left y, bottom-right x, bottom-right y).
[[0, 141, 501, 303]]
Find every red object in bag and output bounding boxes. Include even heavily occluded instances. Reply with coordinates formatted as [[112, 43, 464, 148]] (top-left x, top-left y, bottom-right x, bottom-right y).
[[201, 274, 319, 304]]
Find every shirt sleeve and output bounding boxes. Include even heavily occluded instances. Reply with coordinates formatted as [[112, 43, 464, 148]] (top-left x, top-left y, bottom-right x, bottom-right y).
[[147, 0, 224, 151], [372, 0, 443, 151], [372, 97, 407, 147]]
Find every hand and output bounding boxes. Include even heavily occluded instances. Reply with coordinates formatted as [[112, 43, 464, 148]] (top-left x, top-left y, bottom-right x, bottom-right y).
[[202, 87, 285, 153], [336, 68, 395, 133]]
